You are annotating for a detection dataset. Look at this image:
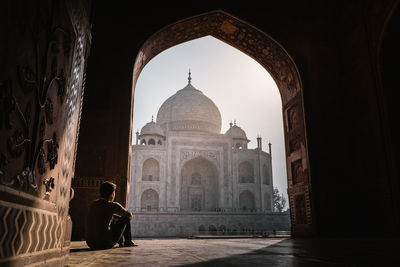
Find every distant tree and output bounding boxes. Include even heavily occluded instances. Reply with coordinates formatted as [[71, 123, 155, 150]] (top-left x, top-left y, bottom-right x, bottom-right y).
[[273, 187, 287, 212]]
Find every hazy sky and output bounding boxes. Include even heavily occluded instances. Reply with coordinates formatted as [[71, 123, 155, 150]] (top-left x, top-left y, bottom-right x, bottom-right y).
[[132, 36, 288, 201]]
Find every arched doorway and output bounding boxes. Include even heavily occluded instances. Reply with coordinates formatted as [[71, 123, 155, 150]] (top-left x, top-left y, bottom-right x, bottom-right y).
[[130, 10, 313, 236], [180, 157, 218, 211], [141, 189, 159, 211]]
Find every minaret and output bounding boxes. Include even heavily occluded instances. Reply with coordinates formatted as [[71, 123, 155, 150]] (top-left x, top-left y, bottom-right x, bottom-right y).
[[257, 135, 262, 150], [135, 130, 139, 145], [268, 141, 272, 155]]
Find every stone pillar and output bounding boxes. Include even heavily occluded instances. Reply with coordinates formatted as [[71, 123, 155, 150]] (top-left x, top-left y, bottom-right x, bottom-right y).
[[0, 1, 91, 266]]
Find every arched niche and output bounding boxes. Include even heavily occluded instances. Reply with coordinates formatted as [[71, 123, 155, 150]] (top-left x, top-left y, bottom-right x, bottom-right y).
[[180, 156, 218, 211], [238, 161, 254, 183], [148, 138, 156, 145], [130, 10, 313, 236], [141, 189, 159, 211], [142, 158, 160, 181]]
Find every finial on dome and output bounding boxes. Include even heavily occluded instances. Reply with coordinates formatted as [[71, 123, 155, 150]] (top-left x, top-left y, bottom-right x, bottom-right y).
[[234, 120, 236, 126], [188, 69, 192, 84], [151, 115, 154, 122], [229, 121, 233, 128]]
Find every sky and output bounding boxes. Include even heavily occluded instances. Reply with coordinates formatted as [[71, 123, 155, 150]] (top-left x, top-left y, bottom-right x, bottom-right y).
[[132, 36, 288, 202]]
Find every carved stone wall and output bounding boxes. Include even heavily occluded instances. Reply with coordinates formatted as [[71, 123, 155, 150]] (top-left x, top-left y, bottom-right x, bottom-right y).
[[0, 1, 91, 265], [131, 10, 312, 236]]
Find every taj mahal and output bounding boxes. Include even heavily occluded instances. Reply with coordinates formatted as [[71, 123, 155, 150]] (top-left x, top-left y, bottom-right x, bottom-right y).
[[128, 72, 290, 236]]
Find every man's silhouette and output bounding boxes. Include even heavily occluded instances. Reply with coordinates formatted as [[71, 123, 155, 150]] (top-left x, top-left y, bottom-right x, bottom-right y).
[[86, 181, 137, 249]]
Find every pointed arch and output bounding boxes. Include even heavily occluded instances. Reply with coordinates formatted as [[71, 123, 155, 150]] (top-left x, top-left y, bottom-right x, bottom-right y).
[[148, 138, 156, 145], [131, 9, 312, 235], [141, 189, 159, 211], [180, 156, 218, 211], [239, 161, 254, 183], [142, 158, 160, 181]]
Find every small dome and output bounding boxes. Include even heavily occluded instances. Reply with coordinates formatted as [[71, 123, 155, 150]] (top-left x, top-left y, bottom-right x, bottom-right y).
[[225, 124, 247, 139], [140, 121, 165, 136]]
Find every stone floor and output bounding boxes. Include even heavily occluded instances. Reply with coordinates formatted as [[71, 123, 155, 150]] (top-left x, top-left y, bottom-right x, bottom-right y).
[[67, 237, 400, 266]]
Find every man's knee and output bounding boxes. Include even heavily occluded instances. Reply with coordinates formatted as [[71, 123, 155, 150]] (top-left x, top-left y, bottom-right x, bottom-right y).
[[119, 216, 130, 224]]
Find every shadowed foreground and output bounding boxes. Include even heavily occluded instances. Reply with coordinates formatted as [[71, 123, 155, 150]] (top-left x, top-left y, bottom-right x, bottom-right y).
[[67, 237, 400, 266]]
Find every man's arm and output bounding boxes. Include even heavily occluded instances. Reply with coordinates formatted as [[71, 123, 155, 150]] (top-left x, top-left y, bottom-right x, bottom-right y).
[[112, 202, 132, 219]]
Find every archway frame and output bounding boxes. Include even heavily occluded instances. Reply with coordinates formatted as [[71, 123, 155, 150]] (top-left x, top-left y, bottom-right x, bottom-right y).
[[130, 10, 313, 236]]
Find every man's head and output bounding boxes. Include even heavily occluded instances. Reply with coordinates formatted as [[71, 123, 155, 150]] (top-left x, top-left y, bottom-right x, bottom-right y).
[[100, 181, 116, 201]]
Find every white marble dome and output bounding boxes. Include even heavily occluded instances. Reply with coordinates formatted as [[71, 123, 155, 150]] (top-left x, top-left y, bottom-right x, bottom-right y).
[[225, 124, 247, 139], [140, 121, 165, 136], [156, 82, 222, 133]]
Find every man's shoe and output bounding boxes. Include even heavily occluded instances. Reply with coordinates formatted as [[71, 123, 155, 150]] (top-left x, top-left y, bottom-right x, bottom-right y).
[[124, 241, 138, 247]]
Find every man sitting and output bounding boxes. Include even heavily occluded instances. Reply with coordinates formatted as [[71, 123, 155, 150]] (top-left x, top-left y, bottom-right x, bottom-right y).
[[86, 181, 137, 249]]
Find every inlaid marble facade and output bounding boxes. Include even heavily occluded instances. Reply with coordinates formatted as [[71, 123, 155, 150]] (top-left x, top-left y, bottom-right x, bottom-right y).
[[128, 76, 280, 236]]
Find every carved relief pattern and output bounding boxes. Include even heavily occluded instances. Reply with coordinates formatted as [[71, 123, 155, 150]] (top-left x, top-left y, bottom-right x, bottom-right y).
[[291, 159, 304, 185], [43, 177, 55, 197], [0, 1, 91, 264], [55, 5, 89, 250], [287, 104, 300, 131], [0, 205, 58, 259], [289, 135, 302, 153], [284, 97, 312, 234], [37, 148, 47, 174], [0, 9, 71, 194], [180, 149, 219, 163], [71, 177, 116, 188], [47, 133, 58, 170], [133, 11, 301, 104]]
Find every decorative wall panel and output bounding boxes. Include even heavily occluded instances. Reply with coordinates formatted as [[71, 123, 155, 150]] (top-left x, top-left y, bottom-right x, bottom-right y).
[[0, 1, 91, 266]]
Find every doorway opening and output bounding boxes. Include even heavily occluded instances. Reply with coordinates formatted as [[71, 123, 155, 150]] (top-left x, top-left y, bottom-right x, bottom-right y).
[[129, 10, 313, 236]]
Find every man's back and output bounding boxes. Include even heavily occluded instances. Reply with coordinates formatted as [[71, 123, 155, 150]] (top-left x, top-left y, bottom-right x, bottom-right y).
[[86, 198, 131, 249]]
